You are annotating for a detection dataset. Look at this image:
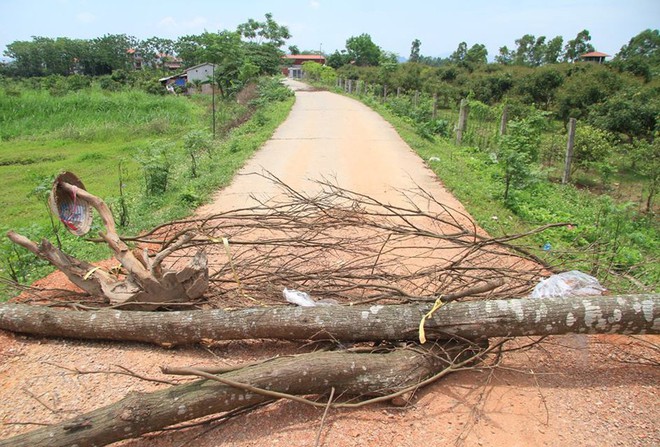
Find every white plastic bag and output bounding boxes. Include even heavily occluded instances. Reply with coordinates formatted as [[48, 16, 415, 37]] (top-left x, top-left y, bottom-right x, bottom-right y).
[[530, 270, 606, 299], [283, 288, 316, 306], [283, 288, 339, 307]]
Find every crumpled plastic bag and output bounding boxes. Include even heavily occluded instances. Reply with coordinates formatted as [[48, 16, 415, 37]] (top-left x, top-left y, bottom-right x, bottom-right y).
[[283, 288, 339, 307], [530, 270, 606, 299]]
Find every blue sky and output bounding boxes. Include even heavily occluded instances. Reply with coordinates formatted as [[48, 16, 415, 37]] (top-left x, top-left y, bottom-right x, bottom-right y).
[[1, 0, 658, 61]]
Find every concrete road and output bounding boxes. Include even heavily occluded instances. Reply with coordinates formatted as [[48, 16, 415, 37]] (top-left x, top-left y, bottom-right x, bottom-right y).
[[197, 78, 468, 216]]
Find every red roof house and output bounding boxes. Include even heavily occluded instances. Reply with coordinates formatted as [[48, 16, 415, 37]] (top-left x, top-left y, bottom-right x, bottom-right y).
[[282, 54, 326, 78], [580, 51, 610, 64]]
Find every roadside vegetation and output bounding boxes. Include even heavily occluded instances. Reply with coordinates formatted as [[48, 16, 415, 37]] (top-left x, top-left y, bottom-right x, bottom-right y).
[[305, 29, 659, 293]]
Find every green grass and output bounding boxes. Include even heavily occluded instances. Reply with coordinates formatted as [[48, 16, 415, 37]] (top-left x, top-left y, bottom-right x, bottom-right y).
[[0, 87, 200, 141], [0, 80, 294, 299]]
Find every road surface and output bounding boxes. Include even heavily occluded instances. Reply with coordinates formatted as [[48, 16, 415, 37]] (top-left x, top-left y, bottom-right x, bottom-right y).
[[197, 78, 467, 216]]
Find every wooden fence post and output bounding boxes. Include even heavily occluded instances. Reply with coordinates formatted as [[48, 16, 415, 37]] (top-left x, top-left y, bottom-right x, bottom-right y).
[[414, 90, 419, 108], [499, 105, 509, 136], [562, 118, 577, 184], [455, 98, 469, 145], [432, 93, 438, 120], [383, 84, 388, 101], [397, 87, 401, 97], [347, 79, 352, 93]]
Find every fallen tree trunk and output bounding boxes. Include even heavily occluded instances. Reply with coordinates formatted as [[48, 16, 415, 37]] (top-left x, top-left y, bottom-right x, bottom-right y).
[[0, 343, 478, 447], [1, 294, 657, 346]]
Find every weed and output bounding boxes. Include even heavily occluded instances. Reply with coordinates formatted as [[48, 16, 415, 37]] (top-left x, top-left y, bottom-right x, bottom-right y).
[[134, 141, 173, 196]]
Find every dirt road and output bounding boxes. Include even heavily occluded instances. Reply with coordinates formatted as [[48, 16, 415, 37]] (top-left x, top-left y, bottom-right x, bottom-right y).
[[0, 80, 658, 447]]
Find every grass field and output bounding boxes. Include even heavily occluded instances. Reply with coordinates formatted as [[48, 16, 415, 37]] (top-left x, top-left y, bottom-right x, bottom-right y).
[[0, 79, 294, 296]]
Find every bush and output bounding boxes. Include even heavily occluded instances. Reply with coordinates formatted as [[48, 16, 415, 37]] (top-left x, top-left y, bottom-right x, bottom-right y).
[[497, 111, 547, 200], [184, 130, 214, 177], [134, 141, 173, 195], [252, 77, 294, 106], [572, 124, 615, 179]]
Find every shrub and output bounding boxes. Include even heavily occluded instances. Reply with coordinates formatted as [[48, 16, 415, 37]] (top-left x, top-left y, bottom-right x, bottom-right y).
[[183, 130, 214, 177], [134, 141, 173, 196], [252, 77, 294, 106]]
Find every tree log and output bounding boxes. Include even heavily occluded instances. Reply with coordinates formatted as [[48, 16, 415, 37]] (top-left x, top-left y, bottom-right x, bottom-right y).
[[0, 343, 476, 447], [0, 294, 657, 346]]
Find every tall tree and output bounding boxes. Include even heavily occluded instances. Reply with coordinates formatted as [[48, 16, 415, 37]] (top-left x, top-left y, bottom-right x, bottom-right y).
[[563, 29, 595, 62], [450, 42, 468, 63], [613, 29, 660, 80], [529, 36, 547, 66], [495, 46, 513, 65], [237, 12, 291, 47], [466, 43, 488, 65], [196, 31, 245, 97], [138, 37, 175, 68], [326, 49, 350, 69], [409, 39, 421, 62], [513, 34, 536, 65], [345, 33, 381, 66], [544, 36, 564, 64], [4, 36, 87, 77], [617, 29, 660, 61]]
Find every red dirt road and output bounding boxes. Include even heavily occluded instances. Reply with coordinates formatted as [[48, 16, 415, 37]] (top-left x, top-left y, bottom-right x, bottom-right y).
[[0, 80, 658, 447]]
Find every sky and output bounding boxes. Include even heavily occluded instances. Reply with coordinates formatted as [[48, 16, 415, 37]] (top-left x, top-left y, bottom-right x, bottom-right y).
[[1, 0, 659, 61]]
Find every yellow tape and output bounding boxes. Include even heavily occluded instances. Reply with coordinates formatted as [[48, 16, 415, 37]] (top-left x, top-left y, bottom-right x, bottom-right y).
[[83, 266, 100, 280], [418, 297, 444, 344]]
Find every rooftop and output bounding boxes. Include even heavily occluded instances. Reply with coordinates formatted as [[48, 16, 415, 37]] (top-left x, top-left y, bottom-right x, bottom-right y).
[[580, 51, 610, 58], [284, 54, 326, 60]]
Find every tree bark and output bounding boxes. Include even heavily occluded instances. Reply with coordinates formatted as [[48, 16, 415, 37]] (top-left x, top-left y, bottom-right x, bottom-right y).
[[0, 343, 477, 447], [0, 294, 657, 346]]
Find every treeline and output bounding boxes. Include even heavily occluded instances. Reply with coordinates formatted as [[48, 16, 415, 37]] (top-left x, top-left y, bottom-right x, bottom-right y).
[[0, 13, 290, 97], [324, 29, 659, 147], [327, 29, 659, 80]]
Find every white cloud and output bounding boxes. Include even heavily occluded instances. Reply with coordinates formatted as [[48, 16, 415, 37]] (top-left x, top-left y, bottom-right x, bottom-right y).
[[309, 1, 320, 10], [158, 16, 177, 28], [76, 12, 96, 24]]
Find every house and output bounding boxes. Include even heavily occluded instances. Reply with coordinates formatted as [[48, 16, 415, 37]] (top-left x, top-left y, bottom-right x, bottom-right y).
[[185, 63, 216, 83], [159, 62, 217, 93], [158, 73, 187, 90], [579, 51, 610, 64], [157, 53, 182, 71], [127, 49, 182, 71], [282, 54, 326, 78]]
